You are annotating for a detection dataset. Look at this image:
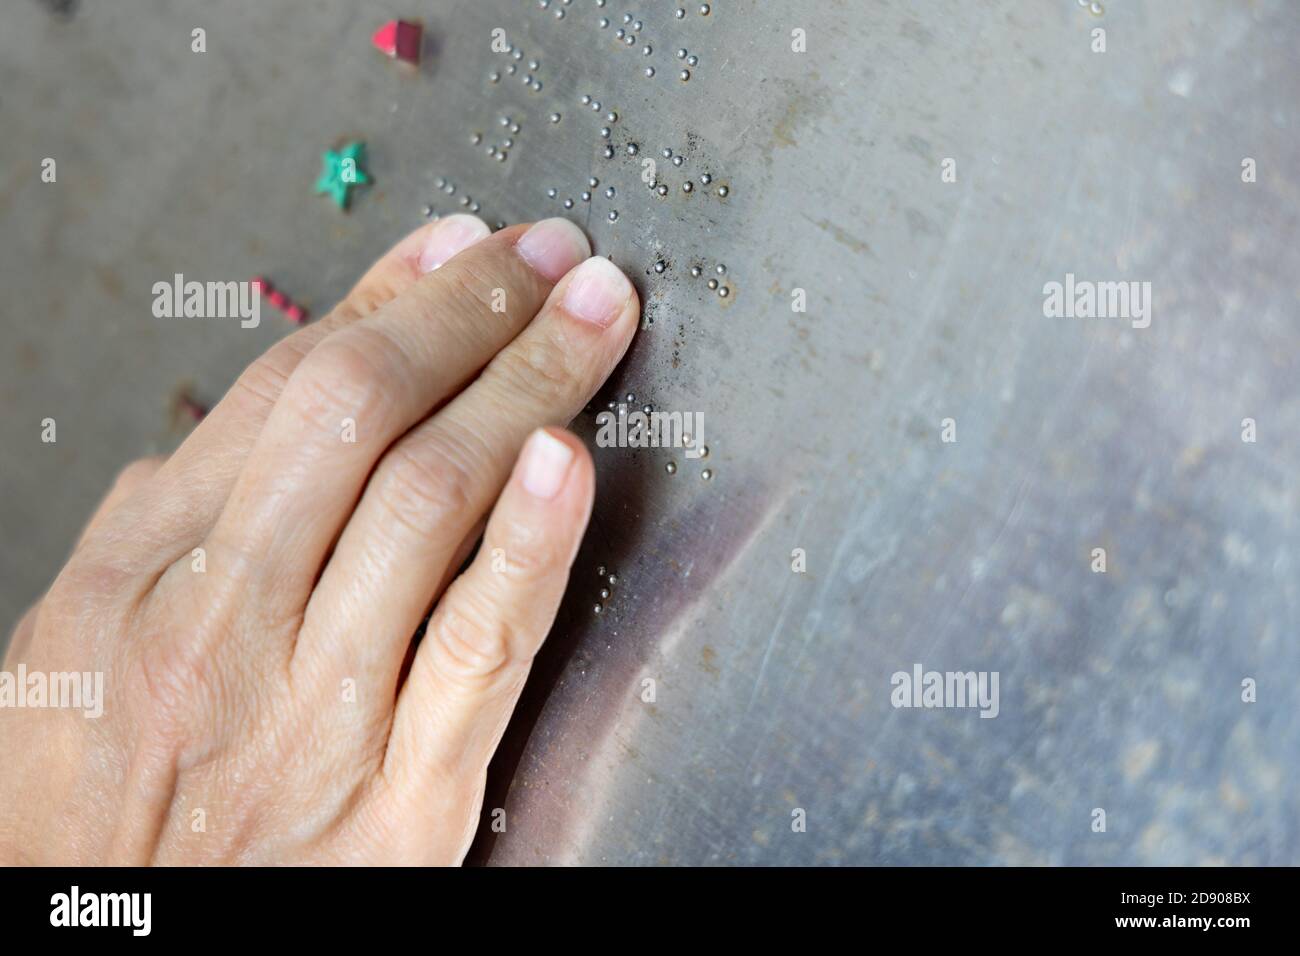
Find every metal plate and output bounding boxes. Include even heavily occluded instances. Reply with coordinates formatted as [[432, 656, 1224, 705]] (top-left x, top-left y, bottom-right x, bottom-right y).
[[1, 0, 1297, 864]]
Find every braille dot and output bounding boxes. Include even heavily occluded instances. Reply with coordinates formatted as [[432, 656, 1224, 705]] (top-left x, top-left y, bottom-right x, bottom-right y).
[[700, 3, 711, 14], [701, 173, 712, 185], [597, 565, 607, 577], [529, 59, 540, 70], [600, 17, 610, 27], [718, 285, 730, 297], [690, 266, 702, 277], [676, 48, 687, 59], [589, 176, 599, 187], [717, 185, 729, 197], [421, 204, 434, 217], [699, 445, 710, 458], [471, 132, 482, 144], [502, 138, 514, 148], [581, 94, 592, 104], [554, 7, 565, 16], [436, 177, 446, 188], [460, 196, 471, 206], [547, 188, 558, 198], [600, 588, 611, 600], [662, 148, 673, 158], [616, 27, 626, 38], [680, 69, 691, 81], [608, 210, 619, 221], [600, 126, 612, 138], [606, 111, 619, 123], [507, 63, 517, 74], [564, 198, 574, 209], [701, 468, 713, 480], [500, 116, 511, 127], [593, 603, 603, 614], [625, 35, 636, 46], [581, 191, 591, 202], [707, 278, 718, 289], [656, 184, 668, 196], [716, 264, 726, 275], [470, 202, 481, 213], [633, 20, 643, 31], [643, 404, 653, 414], [675, 8, 685, 18], [645, 67, 655, 77], [653, 261, 666, 273], [497, 151, 508, 162], [627, 143, 639, 155], [608, 573, 619, 586], [687, 55, 698, 66], [682, 181, 694, 193], [523, 74, 533, 85], [605, 186, 616, 198], [622, 13, 632, 23], [673, 155, 684, 166], [665, 462, 677, 475], [604, 145, 615, 158], [513, 50, 523, 60], [533, 80, 544, 91], [550, 112, 562, 123], [642, 45, 652, 55], [626, 393, 635, 402], [510, 122, 521, 134]]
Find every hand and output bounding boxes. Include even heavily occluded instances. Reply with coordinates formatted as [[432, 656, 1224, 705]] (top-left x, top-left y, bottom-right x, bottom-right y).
[[0, 216, 638, 864]]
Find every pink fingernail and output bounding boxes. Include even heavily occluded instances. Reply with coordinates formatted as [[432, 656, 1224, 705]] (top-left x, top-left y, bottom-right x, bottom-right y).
[[562, 256, 631, 328], [520, 430, 574, 500], [418, 214, 491, 273], [515, 218, 591, 282]]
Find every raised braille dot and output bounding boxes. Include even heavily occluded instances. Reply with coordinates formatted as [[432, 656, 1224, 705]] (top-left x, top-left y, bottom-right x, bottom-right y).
[[625, 35, 636, 46], [600, 126, 612, 138], [701, 173, 712, 185], [547, 188, 558, 198], [460, 196, 471, 207], [700, 3, 711, 14], [510, 122, 521, 134], [616, 27, 625, 38], [471, 132, 482, 144], [597, 565, 607, 577], [633, 20, 643, 31], [604, 145, 615, 158], [489, 72, 500, 83], [718, 285, 730, 297], [645, 66, 655, 77], [600, 17, 610, 27], [622, 13, 632, 23], [662, 148, 672, 158], [507, 63, 517, 74], [581, 191, 591, 201], [676, 48, 687, 59], [626, 393, 636, 402], [682, 181, 694, 193], [656, 184, 668, 196], [502, 138, 514, 148], [665, 462, 677, 475], [716, 264, 726, 275], [593, 603, 603, 614], [675, 8, 685, 18], [564, 198, 574, 209], [626, 143, 639, 155], [500, 116, 511, 127], [690, 266, 702, 277], [581, 94, 592, 104], [608, 573, 619, 586], [529, 59, 540, 70], [600, 588, 611, 600], [436, 177, 446, 188], [606, 111, 618, 123], [643, 45, 652, 55], [653, 261, 665, 273], [589, 176, 600, 187], [680, 69, 691, 81], [699, 445, 710, 458], [512, 50, 523, 60], [550, 112, 561, 123], [707, 278, 718, 289], [608, 210, 619, 221], [605, 186, 616, 198], [687, 55, 698, 66], [470, 202, 481, 213], [701, 468, 713, 480], [533, 80, 543, 91], [673, 155, 684, 166], [554, 7, 565, 16], [422, 204, 434, 217], [497, 151, 508, 162]]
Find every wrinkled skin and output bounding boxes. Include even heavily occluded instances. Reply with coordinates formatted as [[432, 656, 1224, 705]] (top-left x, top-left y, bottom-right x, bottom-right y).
[[0, 216, 638, 864]]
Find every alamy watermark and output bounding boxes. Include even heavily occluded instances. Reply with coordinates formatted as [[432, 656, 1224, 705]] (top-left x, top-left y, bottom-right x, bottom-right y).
[[596, 403, 707, 458], [0, 665, 104, 718], [890, 663, 999, 718], [152, 273, 260, 328], [1042, 273, 1151, 329]]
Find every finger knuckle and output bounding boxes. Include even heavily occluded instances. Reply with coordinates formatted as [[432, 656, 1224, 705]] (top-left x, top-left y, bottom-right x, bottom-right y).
[[114, 455, 164, 494], [493, 515, 566, 582], [429, 601, 516, 687], [375, 439, 477, 537], [285, 334, 397, 434], [496, 334, 575, 405]]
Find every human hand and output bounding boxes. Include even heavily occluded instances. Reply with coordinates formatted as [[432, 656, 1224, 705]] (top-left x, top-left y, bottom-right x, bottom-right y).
[[0, 215, 638, 864]]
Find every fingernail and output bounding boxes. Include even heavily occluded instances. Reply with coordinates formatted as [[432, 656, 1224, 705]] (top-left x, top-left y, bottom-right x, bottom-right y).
[[520, 430, 574, 500], [515, 218, 591, 282], [562, 257, 631, 328], [418, 214, 491, 273]]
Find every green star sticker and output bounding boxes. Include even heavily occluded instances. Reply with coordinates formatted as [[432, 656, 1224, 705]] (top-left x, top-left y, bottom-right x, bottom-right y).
[[315, 141, 371, 210]]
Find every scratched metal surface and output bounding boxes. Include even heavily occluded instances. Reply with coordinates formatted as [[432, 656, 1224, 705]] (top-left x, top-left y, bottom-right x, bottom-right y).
[[2, 0, 1297, 864]]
